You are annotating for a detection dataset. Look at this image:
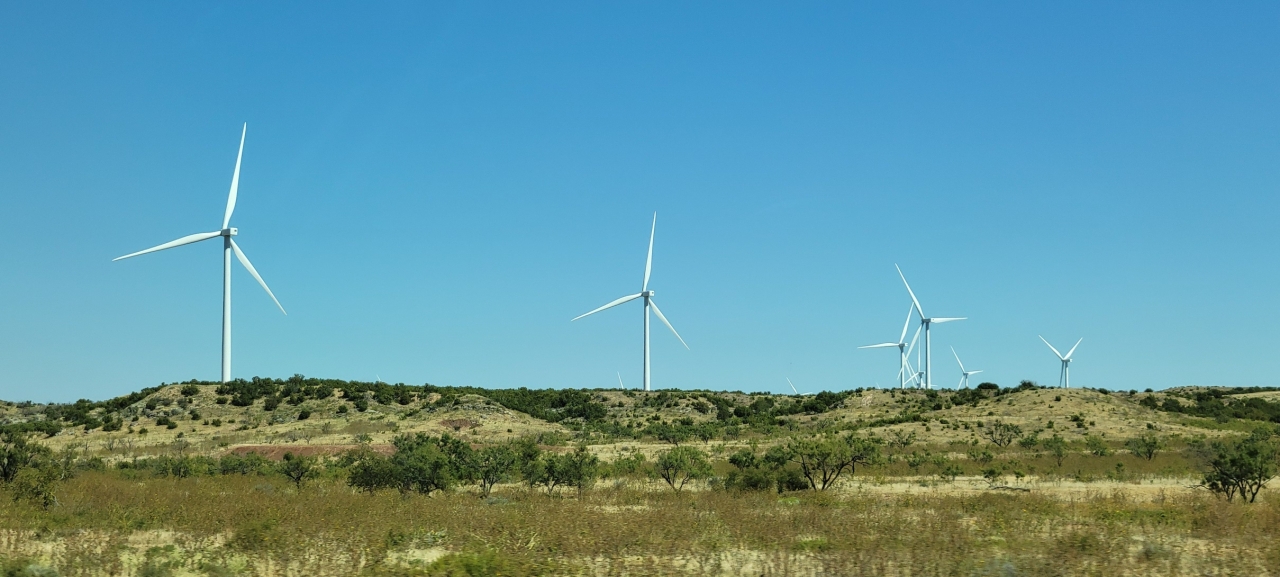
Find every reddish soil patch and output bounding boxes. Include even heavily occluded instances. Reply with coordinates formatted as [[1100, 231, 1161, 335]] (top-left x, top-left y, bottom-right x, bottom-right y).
[[227, 444, 393, 460]]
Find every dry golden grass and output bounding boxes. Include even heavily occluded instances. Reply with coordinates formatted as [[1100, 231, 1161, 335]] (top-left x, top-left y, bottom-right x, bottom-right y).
[[2, 470, 1279, 576]]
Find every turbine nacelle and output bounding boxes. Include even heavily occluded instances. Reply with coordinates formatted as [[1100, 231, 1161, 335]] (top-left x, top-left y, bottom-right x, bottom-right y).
[[221, 228, 238, 237]]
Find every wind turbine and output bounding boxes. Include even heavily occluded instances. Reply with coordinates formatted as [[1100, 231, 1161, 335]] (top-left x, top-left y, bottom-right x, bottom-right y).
[[572, 213, 688, 391], [951, 347, 982, 389], [896, 265, 965, 389], [1040, 336, 1082, 388], [113, 124, 285, 383], [859, 305, 917, 389]]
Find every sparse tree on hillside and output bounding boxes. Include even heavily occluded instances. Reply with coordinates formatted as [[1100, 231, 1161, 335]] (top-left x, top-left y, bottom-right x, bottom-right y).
[[784, 433, 881, 491], [1200, 428, 1277, 503], [888, 430, 917, 450], [278, 452, 318, 489], [1043, 434, 1068, 468], [347, 452, 398, 494], [1126, 432, 1163, 460], [653, 446, 712, 492], [513, 437, 544, 489], [0, 432, 51, 483], [560, 445, 600, 496], [1084, 435, 1111, 457], [470, 444, 518, 498], [984, 421, 1022, 448]]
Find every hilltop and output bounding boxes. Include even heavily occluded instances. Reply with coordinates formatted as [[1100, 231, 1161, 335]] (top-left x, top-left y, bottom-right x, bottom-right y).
[[4, 377, 1275, 459]]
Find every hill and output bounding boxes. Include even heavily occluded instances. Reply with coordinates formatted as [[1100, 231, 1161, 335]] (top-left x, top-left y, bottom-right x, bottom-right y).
[[4, 377, 1275, 459]]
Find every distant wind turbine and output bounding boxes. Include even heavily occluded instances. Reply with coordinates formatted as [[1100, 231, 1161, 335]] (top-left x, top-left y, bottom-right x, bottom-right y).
[[1040, 336, 1082, 388], [896, 265, 966, 389], [951, 347, 982, 389], [113, 124, 285, 383], [860, 304, 918, 389], [572, 213, 688, 391], [787, 378, 800, 395]]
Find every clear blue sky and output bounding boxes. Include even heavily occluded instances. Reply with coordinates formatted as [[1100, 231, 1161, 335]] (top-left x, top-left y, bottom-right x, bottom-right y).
[[2, 3, 1277, 402]]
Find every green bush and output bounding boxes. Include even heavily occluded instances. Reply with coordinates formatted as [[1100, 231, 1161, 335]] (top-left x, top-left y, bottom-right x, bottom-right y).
[[11, 465, 61, 509], [0, 432, 52, 483], [220, 453, 271, 475], [1085, 435, 1111, 457]]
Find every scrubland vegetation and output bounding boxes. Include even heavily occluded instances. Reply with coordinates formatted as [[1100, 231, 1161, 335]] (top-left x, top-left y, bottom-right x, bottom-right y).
[[2, 379, 1280, 575]]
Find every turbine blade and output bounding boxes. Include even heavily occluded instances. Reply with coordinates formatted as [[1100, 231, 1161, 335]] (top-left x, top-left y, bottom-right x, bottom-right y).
[[223, 123, 247, 229], [113, 231, 222, 261], [895, 264, 925, 319], [571, 293, 642, 321], [931, 317, 966, 324], [787, 378, 799, 395], [859, 342, 900, 349], [899, 304, 914, 343], [906, 326, 921, 358], [1039, 335, 1065, 360], [230, 239, 286, 315], [969, 370, 983, 375], [648, 299, 689, 349], [618, 372, 625, 389], [1064, 338, 1083, 360], [951, 346, 965, 372], [643, 212, 656, 291]]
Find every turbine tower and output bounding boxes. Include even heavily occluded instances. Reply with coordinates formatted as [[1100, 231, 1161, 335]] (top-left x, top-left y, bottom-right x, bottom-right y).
[[951, 346, 982, 389], [896, 265, 965, 389], [859, 304, 917, 389], [573, 213, 688, 391], [1040, 336, 1082, 388], [114, 124, 286, 383]]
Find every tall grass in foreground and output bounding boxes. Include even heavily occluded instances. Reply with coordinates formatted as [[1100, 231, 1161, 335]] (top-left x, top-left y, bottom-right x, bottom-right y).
[[1, 472, 1279, 576]]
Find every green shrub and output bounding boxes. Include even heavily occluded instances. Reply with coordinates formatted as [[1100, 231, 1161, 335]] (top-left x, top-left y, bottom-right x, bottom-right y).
[[11, 465, 61, 509], [1085, 435, 1111, 457]]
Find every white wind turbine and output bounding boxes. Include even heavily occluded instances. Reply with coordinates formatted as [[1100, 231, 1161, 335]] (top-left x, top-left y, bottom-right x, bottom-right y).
[[573, 213, 688, 391], [859, 304, 918, 389], [113, 124, 285, 383], [1040, 336, 1082, 388], [896, 265, 965, 389], [951, 346, 982, 389]]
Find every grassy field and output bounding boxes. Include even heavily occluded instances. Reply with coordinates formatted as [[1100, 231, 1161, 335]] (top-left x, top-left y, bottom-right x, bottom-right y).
[[3, 472, 1279, 576], [1, 381, 1278, 575]]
